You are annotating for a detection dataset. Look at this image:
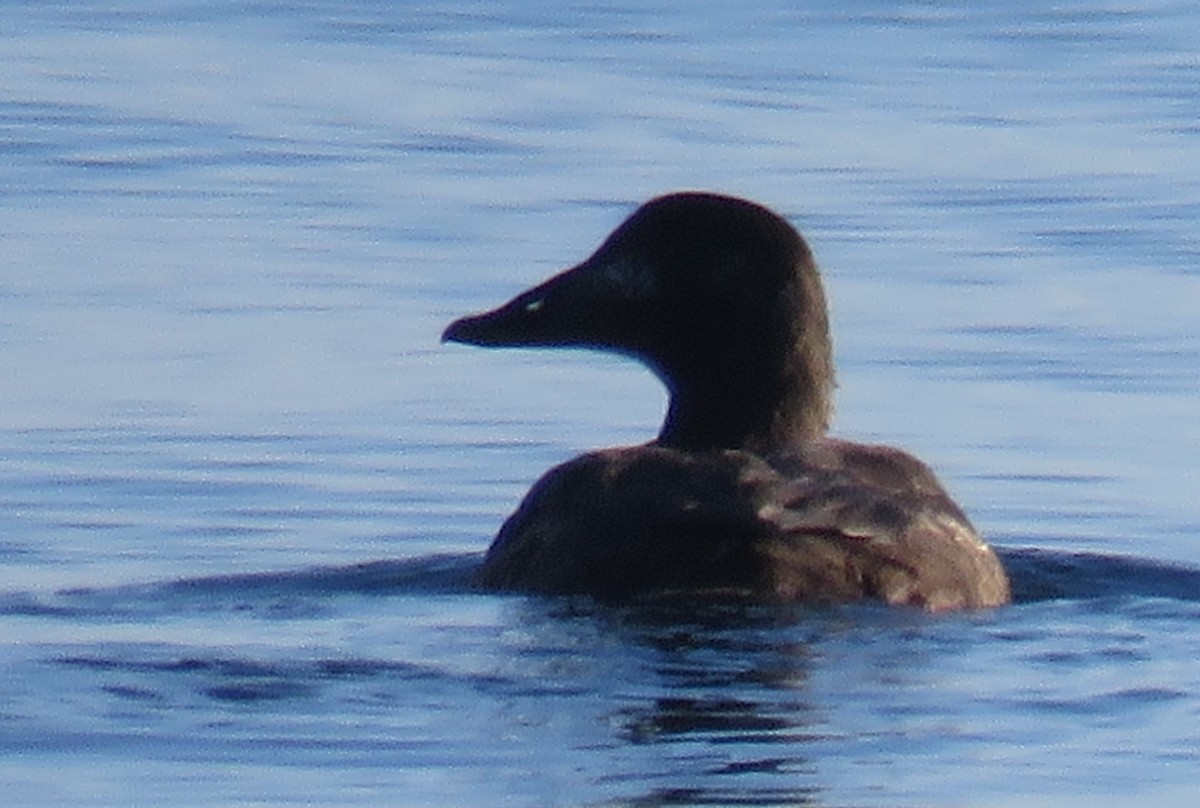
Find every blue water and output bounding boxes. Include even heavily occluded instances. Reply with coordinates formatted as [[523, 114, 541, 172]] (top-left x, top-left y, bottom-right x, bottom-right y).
[[4, 1, 1200, 805]]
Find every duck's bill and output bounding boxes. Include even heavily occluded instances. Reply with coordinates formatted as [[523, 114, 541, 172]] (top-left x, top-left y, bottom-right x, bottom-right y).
[[441, 256, 645, 350], [440, 282, 549, 347]]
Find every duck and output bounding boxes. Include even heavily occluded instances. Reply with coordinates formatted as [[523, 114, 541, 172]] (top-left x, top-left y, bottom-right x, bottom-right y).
[[442, 192, 1010, 610]]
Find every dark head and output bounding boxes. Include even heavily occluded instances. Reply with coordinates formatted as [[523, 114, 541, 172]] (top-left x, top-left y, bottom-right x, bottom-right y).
[[442, 192, 835, 453]]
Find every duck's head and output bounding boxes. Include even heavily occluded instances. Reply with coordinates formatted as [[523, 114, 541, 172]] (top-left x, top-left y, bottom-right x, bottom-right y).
[[443, 192, 835, 453]]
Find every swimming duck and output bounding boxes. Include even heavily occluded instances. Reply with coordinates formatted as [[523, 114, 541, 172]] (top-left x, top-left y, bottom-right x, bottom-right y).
[[443, 192, 1010, 610]]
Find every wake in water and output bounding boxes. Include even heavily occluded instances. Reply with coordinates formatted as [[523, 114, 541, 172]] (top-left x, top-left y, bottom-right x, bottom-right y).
[[1000, 547, 1200, 604], [3, 547, 1199, 620], [0, 554, 481, 620]]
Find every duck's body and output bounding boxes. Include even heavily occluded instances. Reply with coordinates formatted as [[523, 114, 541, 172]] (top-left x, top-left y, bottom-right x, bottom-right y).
[[444, 192, 1010, 610], [478, 440, 1007, 610]]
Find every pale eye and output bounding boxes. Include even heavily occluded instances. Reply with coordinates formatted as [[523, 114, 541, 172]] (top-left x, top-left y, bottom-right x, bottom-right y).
[[524, 298, 544, 312]]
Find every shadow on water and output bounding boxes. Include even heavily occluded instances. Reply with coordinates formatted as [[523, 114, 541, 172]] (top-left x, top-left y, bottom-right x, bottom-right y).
[[5, 546, 1200, 620]]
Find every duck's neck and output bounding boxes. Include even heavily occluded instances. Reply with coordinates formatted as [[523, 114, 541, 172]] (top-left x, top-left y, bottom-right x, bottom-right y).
[[656, 351, 834, 454]]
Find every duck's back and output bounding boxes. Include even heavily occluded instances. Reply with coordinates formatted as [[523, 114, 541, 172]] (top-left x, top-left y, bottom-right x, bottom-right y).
[[477, 439, 1009, 610]]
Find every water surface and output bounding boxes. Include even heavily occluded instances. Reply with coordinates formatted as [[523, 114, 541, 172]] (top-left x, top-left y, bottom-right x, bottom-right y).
[[3, 1, 1200, 805]]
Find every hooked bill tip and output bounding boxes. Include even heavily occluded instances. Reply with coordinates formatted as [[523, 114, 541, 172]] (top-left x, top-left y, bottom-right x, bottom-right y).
[[441, 310, 515, 347], [441, 316, 475, 344]]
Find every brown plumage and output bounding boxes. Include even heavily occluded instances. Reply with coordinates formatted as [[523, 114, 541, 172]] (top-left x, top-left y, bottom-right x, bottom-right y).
[[444, 192, 1010, 610]]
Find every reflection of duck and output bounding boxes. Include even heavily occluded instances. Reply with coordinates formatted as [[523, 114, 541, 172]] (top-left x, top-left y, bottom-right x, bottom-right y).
[[444, 192, 1010, 610]]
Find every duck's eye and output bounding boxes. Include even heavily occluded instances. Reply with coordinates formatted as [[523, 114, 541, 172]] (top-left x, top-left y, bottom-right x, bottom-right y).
[[524, 298, 544, 313], [600, 257, 655, 300]]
